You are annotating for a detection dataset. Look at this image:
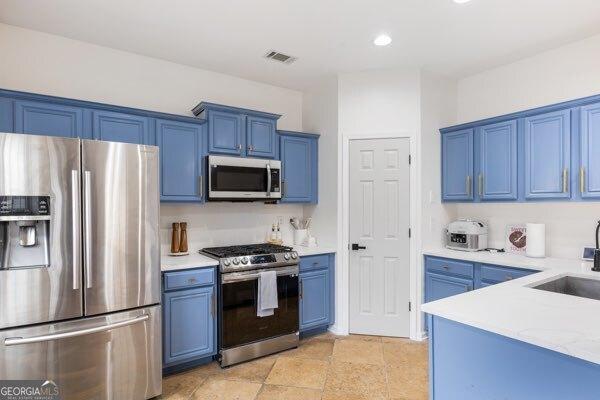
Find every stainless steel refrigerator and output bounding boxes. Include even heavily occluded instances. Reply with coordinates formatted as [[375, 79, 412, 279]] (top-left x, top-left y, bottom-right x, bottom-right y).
[[0, 133, 161, 399]]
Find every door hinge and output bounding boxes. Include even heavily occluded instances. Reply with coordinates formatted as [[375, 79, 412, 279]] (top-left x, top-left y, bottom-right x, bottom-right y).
[[408, 301, 412, 312], [408, 154, 412, 165], [408, 228, 411, 238]]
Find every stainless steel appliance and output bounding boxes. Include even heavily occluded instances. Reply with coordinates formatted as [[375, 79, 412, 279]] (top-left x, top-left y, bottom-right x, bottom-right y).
[[0, 133, 161, 400], [201, 243, 299, 367], [445, 219, 488, 252], [208, 155, 281, 201]]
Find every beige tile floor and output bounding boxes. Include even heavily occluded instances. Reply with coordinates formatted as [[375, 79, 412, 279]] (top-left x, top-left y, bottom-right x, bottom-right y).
[[160, 333, 428, 400]]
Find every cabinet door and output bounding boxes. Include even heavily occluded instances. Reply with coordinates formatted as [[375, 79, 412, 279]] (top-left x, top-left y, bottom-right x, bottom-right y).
[[524, 110, 571, 199], [425, 272, 472, 303], [476, 120, 518, 200], [208, 110, 244, 155], [300, 268, 330, 331], [163, 286, 215, 366], [280, 135, 317, 203], [92, 110, 150, 144], [580, 103, 600, 199], [247, 116, 276, 158], [442, 129, 474, 201], [157, 119, 205, 202], [15, 100, 84, 138], [0, 97, 13, 132]]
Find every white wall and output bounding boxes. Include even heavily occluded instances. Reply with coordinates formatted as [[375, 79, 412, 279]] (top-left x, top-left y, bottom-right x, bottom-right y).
[[0, 23, 305, 249], [453, 33, 600, 259], [420, 71, 457, 250], [302, 77, 339, 247]]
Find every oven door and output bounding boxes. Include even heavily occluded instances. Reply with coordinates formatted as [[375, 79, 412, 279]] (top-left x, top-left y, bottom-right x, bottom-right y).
[[208, 155, 281, 200], [220, 266, 299, 350]]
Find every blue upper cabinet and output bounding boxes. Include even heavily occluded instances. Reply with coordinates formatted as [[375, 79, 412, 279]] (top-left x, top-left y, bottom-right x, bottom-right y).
[[580, 102, 600, 199], [0, 97, 13, 132], [247, 116, 276, 158], [157, 119, 206, 202], [279, 131, 319, 204], [476, 120, 518, 200], [14, 100, 84, 138], [92, 110, 151, 145], [524, 109, 571, 200], [442, 129, 474, 201], [207, 110, 244, 156], [193, 102, 281, 159]]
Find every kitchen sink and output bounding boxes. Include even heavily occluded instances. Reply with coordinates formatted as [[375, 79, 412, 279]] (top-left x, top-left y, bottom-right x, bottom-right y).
[[531, 276, 600, 301]]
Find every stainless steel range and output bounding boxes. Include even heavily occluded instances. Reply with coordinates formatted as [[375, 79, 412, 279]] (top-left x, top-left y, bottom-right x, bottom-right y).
[[201, 243, 300, 367]]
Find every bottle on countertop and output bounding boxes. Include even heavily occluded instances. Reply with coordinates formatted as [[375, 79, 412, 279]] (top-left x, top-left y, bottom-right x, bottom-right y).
[[270, 224, 277, 241], [171, 222, 181, 254], [276, 222, 282, 241], [179, 222, 188, 253]]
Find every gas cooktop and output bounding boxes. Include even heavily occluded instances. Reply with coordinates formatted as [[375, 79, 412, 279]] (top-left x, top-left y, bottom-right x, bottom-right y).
[[200, 243, 298, 273]]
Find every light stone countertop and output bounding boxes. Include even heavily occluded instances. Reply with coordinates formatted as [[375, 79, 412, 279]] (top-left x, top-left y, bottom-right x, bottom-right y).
[[161, 244, 337, 272], [421, 248, 599, 364]]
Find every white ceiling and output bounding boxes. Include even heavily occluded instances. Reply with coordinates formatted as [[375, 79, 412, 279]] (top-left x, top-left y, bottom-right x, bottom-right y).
[[2, 0, 600, 90]]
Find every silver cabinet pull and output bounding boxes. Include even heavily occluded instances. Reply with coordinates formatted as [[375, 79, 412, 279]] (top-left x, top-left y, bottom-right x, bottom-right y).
[[466, 175, 472, 197], [4, 314, 149, 346], [478, 174, 483, 197], [580, 167, 585, 194], [562, 168, 569, 193], [299, 280, 303, 300], [210, 292, 215, 317], [83, 171, 93, 289], [267, 163, 272, 197], [71, 170, 81, 290], [281, 180, 286, 197], [199, 175, 203, 198], [236, 144, 242, 151]]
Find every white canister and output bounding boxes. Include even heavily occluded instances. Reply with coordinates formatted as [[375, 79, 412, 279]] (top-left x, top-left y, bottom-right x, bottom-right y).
[[526, 223, 546, 258], [293, 229, 308, 245]]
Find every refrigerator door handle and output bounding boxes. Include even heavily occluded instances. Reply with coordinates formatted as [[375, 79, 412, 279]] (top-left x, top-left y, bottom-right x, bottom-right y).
[[83, 170, 93, 289], [71, 170, 81, 290], [4, 314, 149, 346]]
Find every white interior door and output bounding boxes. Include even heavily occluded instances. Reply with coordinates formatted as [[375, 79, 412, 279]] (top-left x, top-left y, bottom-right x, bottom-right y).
[[349, 138, 411, 337]]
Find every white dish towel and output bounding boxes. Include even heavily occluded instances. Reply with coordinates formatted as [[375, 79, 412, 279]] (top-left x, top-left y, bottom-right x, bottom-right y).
[[257, 270, 278, 317]]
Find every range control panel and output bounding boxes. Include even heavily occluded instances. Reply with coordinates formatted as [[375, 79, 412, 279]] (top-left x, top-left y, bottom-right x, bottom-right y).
[[0, 196, 51, 216]]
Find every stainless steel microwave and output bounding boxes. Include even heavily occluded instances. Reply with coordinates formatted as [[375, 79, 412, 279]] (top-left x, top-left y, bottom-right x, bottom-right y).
[[208, 155, 282, 201]]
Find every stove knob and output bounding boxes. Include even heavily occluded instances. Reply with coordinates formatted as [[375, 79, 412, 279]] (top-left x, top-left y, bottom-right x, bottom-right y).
[[223, 259, 231, 267], [241, 257, 249, 264], [284, 253, 290, 260], [291, 252, 298, 259], [232, 258, 240, 265]]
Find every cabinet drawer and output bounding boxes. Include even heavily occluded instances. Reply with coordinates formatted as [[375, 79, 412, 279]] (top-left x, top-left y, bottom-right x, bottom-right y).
[[425, 257, 474, 279], [480, 264, 534, 284], [164, 268, 215, 291], [300, 254, 330, 272]]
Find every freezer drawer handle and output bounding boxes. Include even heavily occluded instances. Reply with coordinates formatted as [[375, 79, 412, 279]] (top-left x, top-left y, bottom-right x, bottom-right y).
[[3, 314, 149, 346]]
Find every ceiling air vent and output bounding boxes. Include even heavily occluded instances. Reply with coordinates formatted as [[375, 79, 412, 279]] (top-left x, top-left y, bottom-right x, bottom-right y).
[[264, 50, 297, 65]]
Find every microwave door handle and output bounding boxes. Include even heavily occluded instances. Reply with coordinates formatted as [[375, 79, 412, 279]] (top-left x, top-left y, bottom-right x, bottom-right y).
[[267, 163, 272, 197]]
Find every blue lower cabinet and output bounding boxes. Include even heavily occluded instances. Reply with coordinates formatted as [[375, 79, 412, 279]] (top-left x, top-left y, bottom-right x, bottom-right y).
[[162, 267, 217, 369], [299, 254, 335, 333], [476, 264, 535, 288], [279, 132, 319, 204], [157, 119, 206, 202], [14, 100, 85, 138], [425, 272, 473, 304], [92, 110, 151, 144]]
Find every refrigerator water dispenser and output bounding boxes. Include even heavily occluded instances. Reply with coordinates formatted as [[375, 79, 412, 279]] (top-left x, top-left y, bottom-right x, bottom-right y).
[[0, 196, 51, 269]]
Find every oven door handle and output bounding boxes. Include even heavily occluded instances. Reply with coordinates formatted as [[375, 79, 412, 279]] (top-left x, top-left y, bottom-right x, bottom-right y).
[[221, 266, 299, 284]]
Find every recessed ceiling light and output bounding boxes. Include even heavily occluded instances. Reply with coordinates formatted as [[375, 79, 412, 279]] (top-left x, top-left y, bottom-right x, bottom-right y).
[[453, 0, 471, 3], [374, 34, 392, 47]]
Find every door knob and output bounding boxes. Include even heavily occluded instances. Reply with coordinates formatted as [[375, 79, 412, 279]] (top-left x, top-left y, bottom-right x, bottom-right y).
[[351, 243, 366, 251]]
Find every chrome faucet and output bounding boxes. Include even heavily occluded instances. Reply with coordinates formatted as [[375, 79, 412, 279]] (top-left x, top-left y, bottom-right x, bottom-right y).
[[593, 220, 600, 272]]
